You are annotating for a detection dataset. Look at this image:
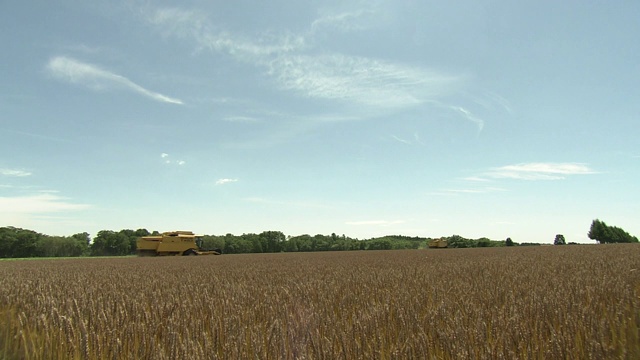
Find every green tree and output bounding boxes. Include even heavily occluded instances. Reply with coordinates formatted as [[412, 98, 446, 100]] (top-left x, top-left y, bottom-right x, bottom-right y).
[[289, 234, 313, 252], [118, 229, 144, 255], [260, 231, 286, 253], [36, 236, 87, 257], [0, 227, 18, 257], [223, 235, 252, 254], [588, 219, 639, 244], [447, 235, 474, 248], [242, 233, 263, 253], [72, 232, 91, 254], [367, 238, 392, 250], [134, 229, 151, 237], [201, 235, 225, 252], [0, 227, 42, 258], [91, 230, 130, 256], [477, 238, 492, 248], [505, 237, 514, 247], [554, 234, 566, 245], [313, 234, 331, 251]]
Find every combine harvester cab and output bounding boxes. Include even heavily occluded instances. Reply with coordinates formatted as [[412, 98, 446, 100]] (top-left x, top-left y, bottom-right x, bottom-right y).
[[136, 231, 222, 256], [428, 238, 448, 249]]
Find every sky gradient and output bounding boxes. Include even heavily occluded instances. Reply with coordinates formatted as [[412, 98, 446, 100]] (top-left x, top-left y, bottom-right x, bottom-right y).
[[1, 1, 639, 243]]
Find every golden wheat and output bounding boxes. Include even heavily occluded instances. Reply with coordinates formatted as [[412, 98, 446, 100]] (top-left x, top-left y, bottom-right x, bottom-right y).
[[0, 245, 638, 359]]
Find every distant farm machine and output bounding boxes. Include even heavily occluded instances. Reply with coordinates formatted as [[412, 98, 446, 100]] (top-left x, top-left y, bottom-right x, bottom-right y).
[[136, 231, 221, 256], [428, 238, 448, 249]]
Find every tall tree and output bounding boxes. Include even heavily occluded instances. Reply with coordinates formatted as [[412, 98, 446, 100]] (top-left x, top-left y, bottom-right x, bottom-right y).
[[588, 219, 638, 244], [554, 234, 566, 245]]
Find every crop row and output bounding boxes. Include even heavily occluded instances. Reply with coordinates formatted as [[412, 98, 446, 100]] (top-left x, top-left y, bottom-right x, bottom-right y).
[[0, 245, 638, 359]]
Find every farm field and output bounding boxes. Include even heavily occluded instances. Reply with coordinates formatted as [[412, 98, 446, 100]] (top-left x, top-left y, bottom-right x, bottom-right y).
[[1, 245, 639, 359]]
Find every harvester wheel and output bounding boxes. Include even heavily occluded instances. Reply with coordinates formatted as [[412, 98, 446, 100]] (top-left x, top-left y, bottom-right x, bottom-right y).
[[183, 249, 197, 256]]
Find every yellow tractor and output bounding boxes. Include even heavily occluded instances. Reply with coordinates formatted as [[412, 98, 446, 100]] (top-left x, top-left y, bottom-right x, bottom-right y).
[[428, 238, 448, 249], [136, 231, 221, 256]]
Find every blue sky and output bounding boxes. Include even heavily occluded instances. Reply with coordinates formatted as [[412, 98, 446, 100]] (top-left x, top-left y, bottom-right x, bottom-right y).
[[1, 1, 638, 243]]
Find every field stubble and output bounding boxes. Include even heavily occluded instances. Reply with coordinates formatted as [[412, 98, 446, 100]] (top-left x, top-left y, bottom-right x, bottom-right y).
[[0, 245, 638, 359]]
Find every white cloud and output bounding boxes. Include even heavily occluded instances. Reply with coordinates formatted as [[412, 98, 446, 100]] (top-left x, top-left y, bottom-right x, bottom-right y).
[[1, 168, 31, 177], [268, 54, 462, 108], [390, 133, 425, 146], [138, 5, 480, 131], [391, 135, 412, 145], [0, 194, 90, 214], [46, 56, 183, 105], [215, 178, 238, 185], [160, 153, 185, 165], [486, 162, 597, 180], [311, 9, 378, 32], [450, 106, 484, 131], [146, 7, 304, 59], [462, 176, 491, 182], [141, 7, 462, 110], [146, 7, 215, 46]]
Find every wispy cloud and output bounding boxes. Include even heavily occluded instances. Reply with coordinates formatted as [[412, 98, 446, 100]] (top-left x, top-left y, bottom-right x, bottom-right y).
[[462, 176, 492, 182], [141, 7, 462, 110], [268, 54, 462, 108], [46, 56, 183, 104], [390, 133, 424, 145], [146, 7, 305, 59], [485, 162, 597, 180], [450, 106, 484, 131], [216, 178, 238, 185], [311, 8, 378, 32], [0, 194, 90, 214], [391, 135, 412, 145], [146, 7, 209, 38], [161, 153, 186, 165], [137, 4, 487, 135], [1, 168, 32, 177], [471, 91, 513, 114]]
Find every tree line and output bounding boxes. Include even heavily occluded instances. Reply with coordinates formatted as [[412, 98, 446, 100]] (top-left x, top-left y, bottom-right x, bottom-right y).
[[0, 219, 635, 258], [0, 228, 553, 258], [0, 228, 427, 258]]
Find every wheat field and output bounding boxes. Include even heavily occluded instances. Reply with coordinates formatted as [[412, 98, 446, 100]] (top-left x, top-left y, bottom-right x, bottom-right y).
[[1, 245, 638, 359]]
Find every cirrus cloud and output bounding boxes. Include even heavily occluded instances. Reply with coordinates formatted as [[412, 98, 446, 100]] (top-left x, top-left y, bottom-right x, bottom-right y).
[[485, 162, 597, 181], [216, 178, 238, 185], [46, 56, 183, 105], [1, 168, 32, 177]]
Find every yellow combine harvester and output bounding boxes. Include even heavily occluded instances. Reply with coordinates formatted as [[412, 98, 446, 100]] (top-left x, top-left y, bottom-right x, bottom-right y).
[[428, 238, 448, 249], [136, 231, 221, 256]]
